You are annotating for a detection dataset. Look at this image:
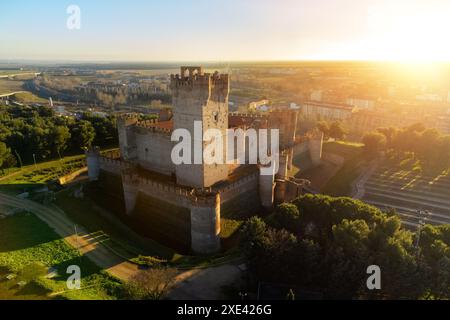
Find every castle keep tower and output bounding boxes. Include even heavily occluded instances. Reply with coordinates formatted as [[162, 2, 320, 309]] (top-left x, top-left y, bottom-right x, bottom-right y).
[[170, 67, 230, 188], [85, 65, 320, 256]]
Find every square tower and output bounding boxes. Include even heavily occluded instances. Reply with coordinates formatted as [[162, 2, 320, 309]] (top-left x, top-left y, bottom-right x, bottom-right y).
[[170, 67, 229, 188]]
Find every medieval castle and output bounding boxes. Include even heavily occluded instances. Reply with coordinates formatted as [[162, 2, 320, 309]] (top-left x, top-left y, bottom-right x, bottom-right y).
[[86, 66, 323, 255]]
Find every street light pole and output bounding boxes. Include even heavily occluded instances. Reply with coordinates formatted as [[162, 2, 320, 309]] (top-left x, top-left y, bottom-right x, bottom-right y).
[[32, 153, 37, 169], [74, 224, 81, 257], [415, 210, 432, 259], [14, 150, 23, 168]]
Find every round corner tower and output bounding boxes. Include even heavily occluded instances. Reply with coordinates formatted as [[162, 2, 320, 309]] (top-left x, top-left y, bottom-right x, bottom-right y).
[[190, 190, 221, 255], [86, 146, 101, 181]]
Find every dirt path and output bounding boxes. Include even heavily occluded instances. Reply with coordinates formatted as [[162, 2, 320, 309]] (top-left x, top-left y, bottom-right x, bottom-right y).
[[0, 169, 24, 183], [0, 192, 244, 299], [168, 264, 244, 300], [0, 193, 139, 280]]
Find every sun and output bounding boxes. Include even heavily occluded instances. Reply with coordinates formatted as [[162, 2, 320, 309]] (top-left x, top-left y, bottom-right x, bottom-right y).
[[366, 1, 450, 61]]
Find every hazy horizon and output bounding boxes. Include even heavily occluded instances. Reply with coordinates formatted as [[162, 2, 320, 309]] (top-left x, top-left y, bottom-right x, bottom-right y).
[[2, 0, 450, 62]]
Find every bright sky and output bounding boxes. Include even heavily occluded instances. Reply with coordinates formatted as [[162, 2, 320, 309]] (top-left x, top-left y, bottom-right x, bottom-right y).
[[0, 0, 449, 62]]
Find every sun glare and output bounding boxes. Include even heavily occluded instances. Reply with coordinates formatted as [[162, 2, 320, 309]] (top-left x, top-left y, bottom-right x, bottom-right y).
[[366, 2, 450, 62]]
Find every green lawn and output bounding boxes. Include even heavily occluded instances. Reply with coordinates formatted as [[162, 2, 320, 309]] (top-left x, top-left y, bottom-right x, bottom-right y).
[[220, 218, 243, 239], [13, 91, 48, 104], [2, 155, 243, 274], [0, 155, 85, 195], [0, 212, 122, 300], [54, 188, 176, 261], [322, 141, 367, 196], [323, 140, 364, 159]]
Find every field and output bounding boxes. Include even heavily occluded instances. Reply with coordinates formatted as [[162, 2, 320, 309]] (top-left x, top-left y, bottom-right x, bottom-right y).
[[0, 69, 37, 76], [12, 91, 48, 104], [0, 74, 45, 105], [0, 155, 85, 195], [0, 78, 25, 94], [54, 187, 242, 269], [0, 212, 122, 300], [1, 155, 242, 274], [54, 188, 176, 261]]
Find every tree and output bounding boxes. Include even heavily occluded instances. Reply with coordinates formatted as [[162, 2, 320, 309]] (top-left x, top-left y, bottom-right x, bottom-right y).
[[272, 203, 301, 233], [418, 224, 450, 299], [0, 104, 118, 166], [328, 121, 347, 140], [0, 142, 16, 170], [82, 113, 118, 147], [242, 194, 448, 299], [50, 125, 71, 156], [240, 218, 298, 284], [317, 121, 330, 139], [376, 124, 450, 172], [377, 127, 397, 149], [417, 128, 440, 163], [123, 267, 177, 300], [362, 132, 386, 157], [70, 120, 95, 150]]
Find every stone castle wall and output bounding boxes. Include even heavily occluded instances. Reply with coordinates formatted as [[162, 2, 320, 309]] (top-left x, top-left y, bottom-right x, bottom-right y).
[[92, 155, 265, 254], [218, 172, 259, 203], [99, 156, 131, 176], [86, 67, 324, 255], [134, 127, 175, 176], [120, 172, 220, 254]]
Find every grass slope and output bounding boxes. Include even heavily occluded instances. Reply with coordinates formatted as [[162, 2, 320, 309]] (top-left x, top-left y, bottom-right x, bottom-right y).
[[322, 141, 366, 196], [0, 212, 122, 300]]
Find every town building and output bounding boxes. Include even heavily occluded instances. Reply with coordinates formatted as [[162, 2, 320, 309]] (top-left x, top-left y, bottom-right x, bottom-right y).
[[300, 101, 355, 121]]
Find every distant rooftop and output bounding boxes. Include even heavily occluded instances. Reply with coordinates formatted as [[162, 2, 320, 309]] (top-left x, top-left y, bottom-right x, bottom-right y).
[[302, 101, 355, 111]]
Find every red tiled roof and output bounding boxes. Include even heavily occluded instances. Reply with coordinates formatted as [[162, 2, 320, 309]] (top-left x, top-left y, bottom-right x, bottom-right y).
[[153, 120, 173, 130]]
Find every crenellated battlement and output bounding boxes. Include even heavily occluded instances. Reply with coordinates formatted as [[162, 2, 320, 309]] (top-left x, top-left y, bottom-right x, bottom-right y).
[[117, 113, 140, 121], [170, 67, 229, 97], [136, 119, 159, 126], [99, 155, 131, 169], [229, 112, 268, 119], [135, 121, 173, 135], [85, 146, 101, 157], [117, 113, 140, 129], [118, 113, 140, 121], [101, 149, 121, 159], [216, 172, 259, 193], [121, 172, 219, 206]]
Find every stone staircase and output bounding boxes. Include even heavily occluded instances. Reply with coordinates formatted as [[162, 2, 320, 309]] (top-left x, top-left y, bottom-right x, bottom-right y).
[[361, 167, 450, 227]]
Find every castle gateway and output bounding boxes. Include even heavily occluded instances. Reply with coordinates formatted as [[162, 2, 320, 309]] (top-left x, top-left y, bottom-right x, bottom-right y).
[[86, 66, 323, 255]]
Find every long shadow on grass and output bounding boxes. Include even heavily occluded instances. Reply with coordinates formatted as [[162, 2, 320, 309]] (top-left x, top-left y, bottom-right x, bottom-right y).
[[52, 256, 103, 281], [0, 212, 61, 252], [14, 281, 52, 298], [0, 183, 47, 195]]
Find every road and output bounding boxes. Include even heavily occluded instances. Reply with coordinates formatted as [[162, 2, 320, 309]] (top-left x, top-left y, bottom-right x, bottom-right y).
[[0, 72, 40, 79], [0, 91, 27, 98], [0, 192, 244, 299], [0, 192, 139, 280]]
